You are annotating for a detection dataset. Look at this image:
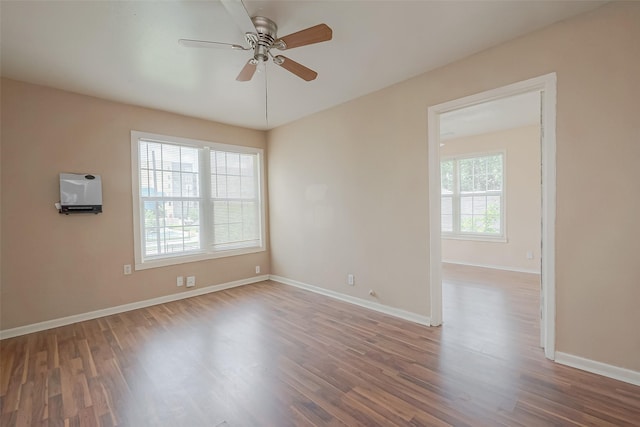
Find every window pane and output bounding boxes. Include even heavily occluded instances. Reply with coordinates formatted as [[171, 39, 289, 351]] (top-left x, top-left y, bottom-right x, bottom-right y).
[[181, 172, 198, 197], [461, 196, 473, 215], [242, 201, 258, 239], [459, 159, 473, 192], [144, 201, 159, 228], [228, 201, 242, 223], [181, 147, 199, 173], [214, 224, 229, 244], [473, 157, 487, 191], [486, 196, 501, 233], [213, 201, 228, 224], [139, 141, 200, 257], [152, 171, 163, 196], [241, 155, 255, 177], [460, 214, 473, 232], [486, 220, 500, 234], [182, 201, 200, 226], [215, 151, 226, 175], [140, 170, 151, 196], [227, 175, 241, 198], [217, 175, 228, 198], [441, 196, 452, 215], [441, 160, 454, 193], [441, 196, 453, 232], [209, 151, 259, 247], [441, 214, 453, 232], [227, 153, 241, 176], [487, 155, 503, 191], [472, 216, 486, 233], [210, 175, 217, 198], [140, 142, 161, 172], [241, 176, 255, 199], [142, 201, 201, 257], [473, 196, 486, 215], [229, 223, 243, 241], [162, 144, 181, 171], [487, 195, 501, 211]]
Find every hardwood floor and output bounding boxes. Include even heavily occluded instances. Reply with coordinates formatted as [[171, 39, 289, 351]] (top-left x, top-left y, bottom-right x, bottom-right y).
[[2, 269, 639, 426]]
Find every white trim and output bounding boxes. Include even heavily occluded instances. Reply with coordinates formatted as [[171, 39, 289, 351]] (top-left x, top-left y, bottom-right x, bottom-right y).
[[0, 275, 269, 340], [442, 235, 507, 243], [442, 260, 539, 275], [555, 352, 640, 387], [269, 275, 431, 326], [428, 104, 443, 326], [428, 73, 557, 358], [134, 246, 266, 271], [540, 76, 557, 360]]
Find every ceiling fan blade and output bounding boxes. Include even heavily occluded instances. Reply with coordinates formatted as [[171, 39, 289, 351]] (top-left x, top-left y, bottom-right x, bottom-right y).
[[220, 0, 256, 35], [236, 59, 257, 82], [276, 24, 332, 50], [274, 56, 317, 81], [178, 39, 248, 50]]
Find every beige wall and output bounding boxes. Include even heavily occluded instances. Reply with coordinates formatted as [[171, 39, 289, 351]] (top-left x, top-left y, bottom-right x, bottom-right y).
[[441, 125, 541, 272], [0, 78, 269, 330], [268, 2, 640, 371]]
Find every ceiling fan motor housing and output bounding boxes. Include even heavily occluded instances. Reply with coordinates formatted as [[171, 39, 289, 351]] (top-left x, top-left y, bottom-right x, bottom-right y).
[[248, 16, 280, 62]]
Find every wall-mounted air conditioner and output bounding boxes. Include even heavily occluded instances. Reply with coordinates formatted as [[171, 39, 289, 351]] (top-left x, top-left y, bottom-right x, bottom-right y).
[[59, 173, 103, 214]]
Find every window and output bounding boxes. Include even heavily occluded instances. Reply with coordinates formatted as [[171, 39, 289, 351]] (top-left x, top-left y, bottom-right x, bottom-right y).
[[441, 152, 504, 239], [131, 131, 265, 269]]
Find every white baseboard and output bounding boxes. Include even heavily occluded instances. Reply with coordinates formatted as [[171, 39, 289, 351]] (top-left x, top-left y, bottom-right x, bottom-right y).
[[555, 352, 640, 387], [442, 260, 540, 274], [269, 274, 430, 326], [0, 275, 270, 340]]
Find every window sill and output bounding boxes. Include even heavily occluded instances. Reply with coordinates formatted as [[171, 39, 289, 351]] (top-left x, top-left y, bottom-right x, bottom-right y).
[[135, 246, 265, 271], [442, 234, 507, 243]]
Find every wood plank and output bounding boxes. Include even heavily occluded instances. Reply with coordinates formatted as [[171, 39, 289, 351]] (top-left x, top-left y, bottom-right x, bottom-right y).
[[1, 269, 639, 425]]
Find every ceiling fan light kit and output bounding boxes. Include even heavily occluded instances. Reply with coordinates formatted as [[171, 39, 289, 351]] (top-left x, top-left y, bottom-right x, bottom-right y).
[[179, 0, 332, 82]]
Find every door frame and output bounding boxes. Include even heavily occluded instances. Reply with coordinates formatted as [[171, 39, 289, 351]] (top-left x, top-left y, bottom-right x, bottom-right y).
[[427, 73, 557, 359]]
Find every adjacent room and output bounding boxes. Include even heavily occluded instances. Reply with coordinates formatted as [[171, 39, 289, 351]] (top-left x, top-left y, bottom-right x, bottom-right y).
[[437, 91, 544, 359], [2, 1, 639, 425]]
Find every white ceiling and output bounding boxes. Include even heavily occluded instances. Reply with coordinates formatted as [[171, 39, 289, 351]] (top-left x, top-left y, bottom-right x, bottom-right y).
[[0, 1, 605, 131], [440, 90, 541, 140]]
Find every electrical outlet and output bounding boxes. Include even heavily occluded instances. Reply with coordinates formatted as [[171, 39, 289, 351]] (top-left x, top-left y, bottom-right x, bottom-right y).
[[123, 264, 132, 275], [186, 276, 196, 287], [177, 276, 184, 287], [526, 251, 534, 260], [347, 274, 355, 286], [255, 265, 261, 274]]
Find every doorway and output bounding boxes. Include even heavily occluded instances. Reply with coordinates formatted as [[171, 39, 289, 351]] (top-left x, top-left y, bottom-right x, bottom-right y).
[[427, 74, 556, 359]]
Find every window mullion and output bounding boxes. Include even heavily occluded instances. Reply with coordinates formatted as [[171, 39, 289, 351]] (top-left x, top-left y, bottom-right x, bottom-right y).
[[151, 148, 162, 255], [200, 147, 212, 252], [453, 158, 460, 234], [252, 154, 259, 239]]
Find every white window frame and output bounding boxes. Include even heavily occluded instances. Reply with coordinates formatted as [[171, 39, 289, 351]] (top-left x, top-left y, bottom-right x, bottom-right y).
[[441, 150, 506, 242], [131, 130, 266, 270]]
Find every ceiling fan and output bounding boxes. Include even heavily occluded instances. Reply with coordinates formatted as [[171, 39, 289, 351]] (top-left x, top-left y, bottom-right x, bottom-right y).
[[179, 0, 333, 82]]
